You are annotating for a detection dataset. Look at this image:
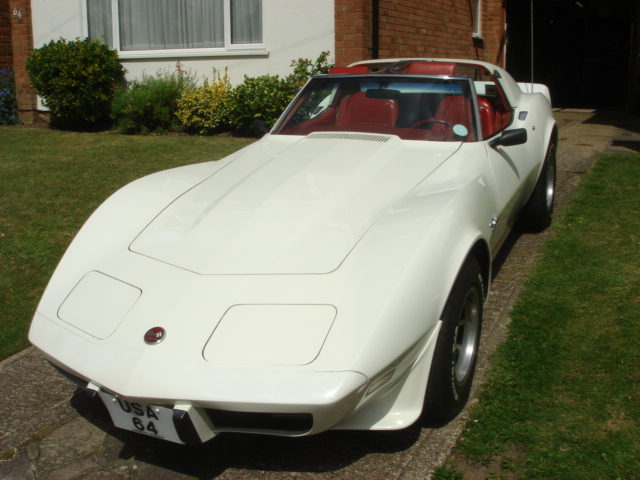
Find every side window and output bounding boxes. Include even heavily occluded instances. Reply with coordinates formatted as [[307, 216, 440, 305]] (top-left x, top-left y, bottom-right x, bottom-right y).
[[475, 78, 512, 138]]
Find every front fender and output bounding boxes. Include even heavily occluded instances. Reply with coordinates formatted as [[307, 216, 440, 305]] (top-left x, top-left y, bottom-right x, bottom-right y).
[[321, 161, 494, 379]]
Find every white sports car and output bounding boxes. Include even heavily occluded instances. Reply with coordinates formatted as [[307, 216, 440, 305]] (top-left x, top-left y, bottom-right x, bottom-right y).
[[29, 58, 556, 445]]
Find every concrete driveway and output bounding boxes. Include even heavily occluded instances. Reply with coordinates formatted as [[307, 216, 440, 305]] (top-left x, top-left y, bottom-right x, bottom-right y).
[[1, 110, 636, 480]]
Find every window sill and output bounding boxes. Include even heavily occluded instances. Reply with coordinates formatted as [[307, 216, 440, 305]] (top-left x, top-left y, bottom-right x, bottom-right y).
[[118, 47, 269, 60]]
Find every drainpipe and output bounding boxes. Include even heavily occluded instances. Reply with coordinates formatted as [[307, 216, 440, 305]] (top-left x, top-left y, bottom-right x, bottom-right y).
[[628, 2, 640, 112], [371, 0, 379, 59]]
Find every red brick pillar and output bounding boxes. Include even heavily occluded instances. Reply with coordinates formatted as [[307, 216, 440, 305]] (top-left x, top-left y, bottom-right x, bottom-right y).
[[482, 0, 506, 67], [9, 0, 36, 123], [335, 0, 373, 67], [0, 0, 12, 69]]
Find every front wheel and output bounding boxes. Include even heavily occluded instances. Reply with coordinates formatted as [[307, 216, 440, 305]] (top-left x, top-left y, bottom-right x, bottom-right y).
[[424, 257, 484, 423]]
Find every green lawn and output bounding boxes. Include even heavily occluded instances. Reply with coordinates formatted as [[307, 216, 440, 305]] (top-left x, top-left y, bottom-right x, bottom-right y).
[[436, 153, 640, 480], [0, 126, 253, 359]]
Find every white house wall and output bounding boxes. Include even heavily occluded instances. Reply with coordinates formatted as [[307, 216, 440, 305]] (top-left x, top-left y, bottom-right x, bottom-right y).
[[31, 0, 335, 86]]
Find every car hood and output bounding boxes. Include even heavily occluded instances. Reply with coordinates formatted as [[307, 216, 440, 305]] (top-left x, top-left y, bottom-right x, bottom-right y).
[[130, 133, 461, 274]]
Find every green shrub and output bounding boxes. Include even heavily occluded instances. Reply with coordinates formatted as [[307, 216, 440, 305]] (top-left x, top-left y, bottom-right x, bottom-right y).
[[228, 51, 333, 136], [229, 73, 297, 135], [112, 67, 196, 134], [0, 68, 18, 125], [176, 69, 233, 134], [26, 38, 124, 129]]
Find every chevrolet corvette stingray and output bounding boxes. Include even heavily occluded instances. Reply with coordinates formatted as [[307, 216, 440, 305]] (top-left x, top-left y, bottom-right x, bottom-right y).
[[29, 58, 557, 445]]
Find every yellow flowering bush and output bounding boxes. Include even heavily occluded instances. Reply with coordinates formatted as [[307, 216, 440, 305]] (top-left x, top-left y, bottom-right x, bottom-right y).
[[176, 69, 233, 134]]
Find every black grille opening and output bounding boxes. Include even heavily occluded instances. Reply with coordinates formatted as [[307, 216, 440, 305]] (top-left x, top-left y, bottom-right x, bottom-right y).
[[204, 409, 313, 433]]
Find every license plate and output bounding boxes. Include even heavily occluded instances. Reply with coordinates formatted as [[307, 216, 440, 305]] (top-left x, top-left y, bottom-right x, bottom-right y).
[[98, 391, 184, 444]]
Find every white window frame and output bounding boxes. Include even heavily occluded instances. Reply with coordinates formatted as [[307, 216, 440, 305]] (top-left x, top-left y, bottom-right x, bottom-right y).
[[83, 0, 267, 59]]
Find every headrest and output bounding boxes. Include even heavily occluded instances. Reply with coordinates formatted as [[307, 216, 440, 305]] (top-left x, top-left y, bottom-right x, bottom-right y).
[[328, 66, 369, 74], [405, 62, 457, 75]]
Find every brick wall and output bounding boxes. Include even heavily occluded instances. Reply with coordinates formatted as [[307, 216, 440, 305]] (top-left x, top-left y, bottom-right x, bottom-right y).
[[335, 0, 506, 67], [0, 0, 11, 69], [335, 0, 373, 67], [482, 0, 506, 66], [8, 0, 36, 121]]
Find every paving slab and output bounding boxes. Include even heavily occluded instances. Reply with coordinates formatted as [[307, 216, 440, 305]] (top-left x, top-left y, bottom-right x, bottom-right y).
[[1, 110, 636, 480]]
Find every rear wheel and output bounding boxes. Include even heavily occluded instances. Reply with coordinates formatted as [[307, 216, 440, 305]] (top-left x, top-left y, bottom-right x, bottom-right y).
[[521, 139, 557, 231], [424, 257, 483, 422]]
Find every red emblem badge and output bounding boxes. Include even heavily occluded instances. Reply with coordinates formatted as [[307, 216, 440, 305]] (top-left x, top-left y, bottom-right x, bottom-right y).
[[144, 327, 166, 345]]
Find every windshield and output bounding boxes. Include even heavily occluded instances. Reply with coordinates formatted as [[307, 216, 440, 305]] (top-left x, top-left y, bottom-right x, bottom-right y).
[[273, 75, 478, 142]]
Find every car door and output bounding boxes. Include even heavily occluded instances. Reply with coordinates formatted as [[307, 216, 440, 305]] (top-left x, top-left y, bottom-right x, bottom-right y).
[[477, 79, 541, 253], [485, 136, 538, 252]]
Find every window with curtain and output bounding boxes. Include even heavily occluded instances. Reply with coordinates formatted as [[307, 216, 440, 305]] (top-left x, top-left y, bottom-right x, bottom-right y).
[[119, 0, 224, 51], [87, 0, 113, 46], [231, 0, 262, 44], [87, 0, 262, 51]]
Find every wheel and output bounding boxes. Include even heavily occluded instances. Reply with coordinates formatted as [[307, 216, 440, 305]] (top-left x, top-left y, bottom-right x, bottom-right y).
[[424, 257, 483, 423], [520, 139, 557, 232]]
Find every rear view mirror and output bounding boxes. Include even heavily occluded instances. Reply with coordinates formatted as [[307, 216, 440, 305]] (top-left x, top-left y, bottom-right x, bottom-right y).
[[489, 128, 527, 149]]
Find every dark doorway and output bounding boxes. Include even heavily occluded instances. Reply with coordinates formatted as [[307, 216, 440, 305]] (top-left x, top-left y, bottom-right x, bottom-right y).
[[505, 0, 635, 109]]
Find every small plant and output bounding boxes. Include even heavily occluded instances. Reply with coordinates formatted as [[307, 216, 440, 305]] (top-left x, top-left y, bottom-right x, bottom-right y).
[[176, 69, 233, 134], [0, 68, 18, 125], [26, 38, 124, 129], [287, 50, 333, 88], [432, 466, 464, 480], [112, 63, 196, 134]]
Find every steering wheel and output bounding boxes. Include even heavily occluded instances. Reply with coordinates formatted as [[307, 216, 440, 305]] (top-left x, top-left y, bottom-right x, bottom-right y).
[[411, 118, 452, 129]]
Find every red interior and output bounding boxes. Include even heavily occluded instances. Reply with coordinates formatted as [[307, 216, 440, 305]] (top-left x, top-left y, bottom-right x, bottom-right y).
[[404, 62, 458, 76], [336, 92, 399, 129], [279, 60, 515, 140], [327, 66, 369, 75]]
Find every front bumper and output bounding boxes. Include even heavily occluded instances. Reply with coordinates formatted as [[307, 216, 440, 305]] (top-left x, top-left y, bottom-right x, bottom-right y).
[[32, 310, 369, 443], [74, 369, 368, 444]]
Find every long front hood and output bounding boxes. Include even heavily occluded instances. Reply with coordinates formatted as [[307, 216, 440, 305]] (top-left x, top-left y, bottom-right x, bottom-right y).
[[130, 133, 460, 274]]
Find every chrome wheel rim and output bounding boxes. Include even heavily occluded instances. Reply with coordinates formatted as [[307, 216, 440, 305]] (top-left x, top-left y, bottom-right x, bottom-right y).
[[545, 156, 556, 211], [452, 286, 481, 386]]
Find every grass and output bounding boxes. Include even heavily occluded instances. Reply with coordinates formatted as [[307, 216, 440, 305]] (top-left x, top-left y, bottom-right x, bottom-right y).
[[0, 126, 253, 360], [438, 152, 640, 479]]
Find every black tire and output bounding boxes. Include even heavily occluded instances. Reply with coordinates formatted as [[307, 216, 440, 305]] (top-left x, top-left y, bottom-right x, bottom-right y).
[[424, 257, 483, 423], [521, 138, 557, 232]]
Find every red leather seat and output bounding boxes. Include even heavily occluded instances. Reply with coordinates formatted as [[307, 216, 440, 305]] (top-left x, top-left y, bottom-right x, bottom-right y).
[[336, 92, 399, 129], [433, 95, 473, 140], [477, 97, 495, 138]]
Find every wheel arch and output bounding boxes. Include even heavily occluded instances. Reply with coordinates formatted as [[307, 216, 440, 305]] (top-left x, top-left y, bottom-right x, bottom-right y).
[[468, 239, 491, 301], [439, 237, 491, 318], [540, 113, 558, 165], [546, 123, 558, 155]]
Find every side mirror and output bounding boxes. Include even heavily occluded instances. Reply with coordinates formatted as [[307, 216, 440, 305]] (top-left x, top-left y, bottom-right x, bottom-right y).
[[489, 128, 527, 149]]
